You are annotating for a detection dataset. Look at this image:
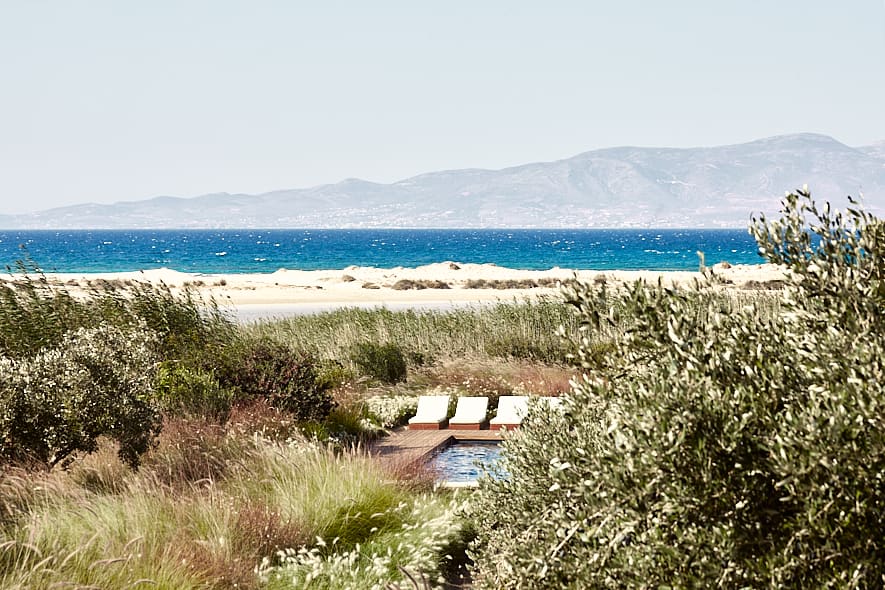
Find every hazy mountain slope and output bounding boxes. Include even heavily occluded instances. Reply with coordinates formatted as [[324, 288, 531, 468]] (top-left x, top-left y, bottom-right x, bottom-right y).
[[858, 141, 885, 161], [3, 133, 884, 229]]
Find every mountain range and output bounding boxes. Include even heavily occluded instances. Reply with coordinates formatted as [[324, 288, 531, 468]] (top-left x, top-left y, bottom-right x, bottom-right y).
[[4, 133, 884, 229]]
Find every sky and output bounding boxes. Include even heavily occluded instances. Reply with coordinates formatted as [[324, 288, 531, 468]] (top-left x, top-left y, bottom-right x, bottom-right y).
[[1, 0, 884, 214]]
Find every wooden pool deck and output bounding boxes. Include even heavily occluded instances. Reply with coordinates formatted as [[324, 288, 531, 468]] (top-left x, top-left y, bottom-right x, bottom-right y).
[[370, 427, 503, 471]]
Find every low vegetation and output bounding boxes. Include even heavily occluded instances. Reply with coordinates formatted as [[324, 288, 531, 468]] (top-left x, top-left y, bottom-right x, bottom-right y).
[[0, 262, 575, 588], [391, 278, 451, 290], [463, 277, 561, 289], [0, 421, 464, 589], [246, 298, 577, 367], [3, 187, 880, 588]]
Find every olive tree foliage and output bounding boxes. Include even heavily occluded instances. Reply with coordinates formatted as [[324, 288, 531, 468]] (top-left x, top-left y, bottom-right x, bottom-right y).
[[0, 325, 160, 469], [468, 188, 885, 589]]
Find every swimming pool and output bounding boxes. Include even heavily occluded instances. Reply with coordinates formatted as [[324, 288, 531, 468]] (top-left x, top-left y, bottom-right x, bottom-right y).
[[430, 440, 502, 483]]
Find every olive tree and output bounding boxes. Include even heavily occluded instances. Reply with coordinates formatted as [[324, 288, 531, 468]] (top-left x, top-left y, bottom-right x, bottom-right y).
[[469, 188, 885, 588], [0, 325, 160, 469]]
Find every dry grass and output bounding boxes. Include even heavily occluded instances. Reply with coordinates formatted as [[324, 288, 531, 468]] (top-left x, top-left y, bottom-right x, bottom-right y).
[[141, 417, 236, 489], [67, 440, 131, 494], [510, 363, 576, 396], [377, 453, 440, 493], [426, 359, 575, 398], [390, 279, 451, 290], [0, 466, 74, 531], [227, 398, 302, 442]]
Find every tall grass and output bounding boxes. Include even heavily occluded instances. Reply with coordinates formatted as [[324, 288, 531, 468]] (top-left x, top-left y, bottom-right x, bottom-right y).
[[0, 263, 232, 360], [0, 262, 92, 356], [84, 278, 234, 360], [0, 427, 465, 589], [246, 297, 578, 365], [245, 289, 782, 378]]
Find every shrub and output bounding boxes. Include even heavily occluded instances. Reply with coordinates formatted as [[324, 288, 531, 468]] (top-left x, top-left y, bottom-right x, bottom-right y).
[[391, 279, 450, 290], [365, 395, 419, 429], [215, 338, 336, 422], [154, 361, 234, 421], [469, 189, 885, 588], [349, 342, 408, 384], [314, 359, 356, 391], [303, 404, 381, 447], [0, 326, 160, 469], [392, 279, 424, 290]]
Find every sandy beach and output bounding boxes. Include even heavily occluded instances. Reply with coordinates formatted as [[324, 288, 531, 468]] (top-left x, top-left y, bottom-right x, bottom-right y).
[[17, 261, 788, 321]]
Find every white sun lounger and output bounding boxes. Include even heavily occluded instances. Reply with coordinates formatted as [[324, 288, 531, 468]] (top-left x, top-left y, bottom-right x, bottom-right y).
[[407, 395, 450, 430], [489, 395, 530, 430], [448, 396, 489, 430]]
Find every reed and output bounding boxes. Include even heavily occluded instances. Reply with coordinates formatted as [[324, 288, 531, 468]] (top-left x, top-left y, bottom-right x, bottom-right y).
[[245, 297, 578, 365], [0, 262, 232, 360]]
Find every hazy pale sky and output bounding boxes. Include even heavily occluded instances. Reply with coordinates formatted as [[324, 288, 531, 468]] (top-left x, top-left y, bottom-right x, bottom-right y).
[[2, 0, 884, 214]]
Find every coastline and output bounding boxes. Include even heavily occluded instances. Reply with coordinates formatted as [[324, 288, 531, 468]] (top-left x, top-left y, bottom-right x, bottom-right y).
[[13, 261, 788, 320]]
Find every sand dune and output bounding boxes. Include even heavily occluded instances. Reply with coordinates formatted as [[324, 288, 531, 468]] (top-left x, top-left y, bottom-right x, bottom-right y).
[[17, 262, 787, 319]]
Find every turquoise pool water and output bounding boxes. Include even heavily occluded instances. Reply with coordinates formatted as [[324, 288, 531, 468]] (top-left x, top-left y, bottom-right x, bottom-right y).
[[431, 441, 502, 482]]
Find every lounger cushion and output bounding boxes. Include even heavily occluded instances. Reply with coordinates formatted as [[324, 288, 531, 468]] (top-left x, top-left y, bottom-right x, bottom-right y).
[[449, 396, 489, 424], [490, 395, 530, 426], [408, 395, 450, 424]]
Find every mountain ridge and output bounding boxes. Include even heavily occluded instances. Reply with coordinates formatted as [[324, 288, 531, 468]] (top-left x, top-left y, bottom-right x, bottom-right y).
[[4, 133, 885, 229]]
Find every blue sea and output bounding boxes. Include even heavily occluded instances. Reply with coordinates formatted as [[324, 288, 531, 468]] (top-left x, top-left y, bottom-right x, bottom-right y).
[[0, 229, 764, 274]]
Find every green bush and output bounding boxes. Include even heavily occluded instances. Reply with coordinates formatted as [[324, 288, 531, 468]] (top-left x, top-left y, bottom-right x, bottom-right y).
[[315, 359, 356, 391], [469, 189, 885, 588], [0, 326, 160, 469], [0, 264, 236, 472], [154, 361, 234, 421], [215, 338, 336, 422], [300, 405, 380, 447], [349, 342, 408, 384], [365, 395, 419, 429]]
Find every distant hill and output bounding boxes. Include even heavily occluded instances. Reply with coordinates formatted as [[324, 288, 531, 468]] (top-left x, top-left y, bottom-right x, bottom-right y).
[[3, 133, 884, 229]]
